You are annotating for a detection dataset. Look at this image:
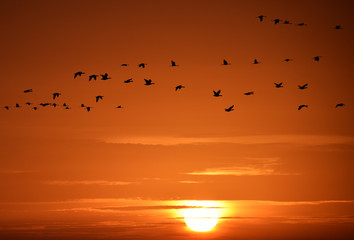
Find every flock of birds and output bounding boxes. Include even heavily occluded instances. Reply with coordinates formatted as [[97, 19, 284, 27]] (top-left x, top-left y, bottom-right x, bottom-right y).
[[1, 16, 347, 113]]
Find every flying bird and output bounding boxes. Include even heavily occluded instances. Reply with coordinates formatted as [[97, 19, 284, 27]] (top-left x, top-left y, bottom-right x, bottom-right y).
[[244, 91, 254, 95], [336, 103, 345, 108], [297, 23, 307, 26], [225, 105, 234, 112], [65, 106, 70, 110], [25, 102, 31, 106], [89, 74, 99, 81], [170, 61, 178, 67], [298, 105, 308, 110], [253, 59, 261, 64], [74, 71, 85, 78], [80, 104, 85, 107], [63, 103, 67, 107], [121, 64, 128, 66], [139, 63, 146, 68], [175, 85, 185, 91], [222, 59, 230, 65], [40, 103, 50, 107], [274, 82, 283, 88], [101, 73, 111, 80], [283, 20, 292, 24], [213, 90, 222, 97], [52, 103, 57, 107], [273, 19, 280, 24], [334, 25, 343, 30], [24, 89, 32, 93], [96, 96, 104, 102], [257, 15, 266, 22], [124, 78, 133, 83], [116, 105, 123, 109], [4, 106, 9, 110], [144, 79, 155, 86], [298, 83, 308, 90], [283, 58, 293, 62], [86, 106, 92, 112], [53, 92, 61, 100], [33, 107, 37, 110], [314, 56, 322, 61], [15, 103, 21, 108]]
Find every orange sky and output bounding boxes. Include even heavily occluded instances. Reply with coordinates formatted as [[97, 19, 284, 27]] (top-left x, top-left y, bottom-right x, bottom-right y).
[[0, 0, 353, 239]]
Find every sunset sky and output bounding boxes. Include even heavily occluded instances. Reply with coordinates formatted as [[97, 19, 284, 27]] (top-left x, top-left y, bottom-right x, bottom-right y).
[[0, 0, 353, 239]]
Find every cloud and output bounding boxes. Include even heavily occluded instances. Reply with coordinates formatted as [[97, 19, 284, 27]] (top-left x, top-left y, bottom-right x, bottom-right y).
[[102, 135, 354, 146], [43, 180, 137, 186], [185, 157, 298, 176]]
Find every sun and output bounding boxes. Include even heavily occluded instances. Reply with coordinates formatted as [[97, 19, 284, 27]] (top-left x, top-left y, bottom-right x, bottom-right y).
[[184, 207, 219, 232]]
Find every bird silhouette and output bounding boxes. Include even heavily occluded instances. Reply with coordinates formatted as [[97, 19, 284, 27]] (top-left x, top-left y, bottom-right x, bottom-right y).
[[175, 85, 185, 91], [225, 105, 234, 112], [274, 82, 283, 88], [213, 90, 222, 97], [257, 15, 266, 22], [33, 107, 37, 110], [298, 83, 308, 90], [121, 64, 128, 66], [116, 105, 123, 109], [86, 106, 92, 112], [336, 103, 345, 108], [139, 63, 146, 68], [273, 19, 280, 24], [74, 72, 85, 78], [244, 91, 254, 95], [15, 103, 21, 108], [101, 73, 111, 80], [144, 79, 155, 85], [65, 106, 71, 110], [63, 103, 67, 107], [25, 102, 31, 106], [253, 59, 261, 64], [283, 20, 292, 24], [170, 61, 178, 67], [96, 96, 104, 102], [4, 106, 9, 110], [89, 74, 99, 81], [222, 59, 230, 65], [283, 58, 293, 62], [53, 92, 61, 100], [298, 105, 308, 110], [81, 104, 85, 107], [314, 56, 322, 61], [24, 89, 32, 93], [297, 23, 307, 26], [124, 78, 133, 83], [335, 25, 343, 30], [40, 103, 50, 107], [52, 103, 57, 107]]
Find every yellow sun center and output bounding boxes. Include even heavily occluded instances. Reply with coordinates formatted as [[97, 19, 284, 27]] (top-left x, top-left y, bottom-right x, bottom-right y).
[[184, 207, 219, 232]]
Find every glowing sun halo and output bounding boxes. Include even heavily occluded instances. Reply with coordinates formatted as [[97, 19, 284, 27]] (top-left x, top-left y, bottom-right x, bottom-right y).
[[184, 207, 219, 232]]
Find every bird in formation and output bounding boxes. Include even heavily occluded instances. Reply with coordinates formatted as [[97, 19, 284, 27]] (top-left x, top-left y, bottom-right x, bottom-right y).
[[298, 83, 308, 90], [24, 89, 32, 93], [74, 72, 85, 78], [244, 91, 254, 95], [144, 79, 155, 85], [257, 15, 266, 22], [175, 85, 185, 91], [298, 105, 308, 110], [274, 82, 283, 88], [139, 63, 146, 68], [170, 61, 178, 67], [53, 92, 61, 100], [124, 78, 133, 83], [222, 59, 230, 65], [101, 73, 111, 80], [213, 90, 222, 97], [336, 103, 345, 108], [89, 74, 99, 81], [96, 96, 104, 102], [225, 105, 234, 112]]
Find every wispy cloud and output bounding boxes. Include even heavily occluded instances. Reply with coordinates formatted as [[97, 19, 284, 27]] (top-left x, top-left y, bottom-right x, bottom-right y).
[[185, 157, 298, 176], [43, 180, 137, 186], [102, 135, 354, 146]]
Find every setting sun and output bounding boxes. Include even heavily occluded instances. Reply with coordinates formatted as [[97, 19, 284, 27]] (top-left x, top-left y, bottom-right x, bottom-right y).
[[184, 207, 219, 232]]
